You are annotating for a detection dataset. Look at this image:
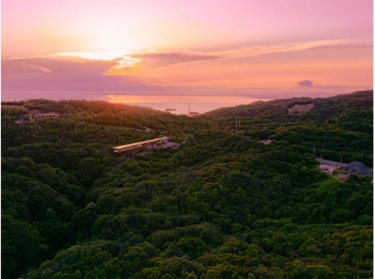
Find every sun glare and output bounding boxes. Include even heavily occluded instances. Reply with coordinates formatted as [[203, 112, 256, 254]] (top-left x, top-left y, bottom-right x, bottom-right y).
[[106, 95, 144, 104], [53, 52, 142, 71], [113, 56, 142, 69]]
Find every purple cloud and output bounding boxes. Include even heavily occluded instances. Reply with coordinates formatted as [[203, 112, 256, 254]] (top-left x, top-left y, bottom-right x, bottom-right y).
[[2, 57, 151, 99], [135, 52, 221, 67], [298, 80, 313, 87]]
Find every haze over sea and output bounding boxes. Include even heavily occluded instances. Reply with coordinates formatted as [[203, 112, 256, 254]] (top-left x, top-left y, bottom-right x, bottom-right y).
[[105, 95, 267, 114]]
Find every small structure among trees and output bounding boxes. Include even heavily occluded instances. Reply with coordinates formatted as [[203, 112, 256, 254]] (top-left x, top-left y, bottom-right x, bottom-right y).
[[288, 102, 314, 115], [15, 110, 62, 124], [259, 139, 272, 145], [317, 158, 372, 178], [113, 136, 179, 155], [343, 161, 372, 175], [28, 110, 62, 121]]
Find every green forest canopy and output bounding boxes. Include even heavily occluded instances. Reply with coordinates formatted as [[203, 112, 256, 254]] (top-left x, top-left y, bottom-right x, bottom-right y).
[[2, 90, 373, 278]]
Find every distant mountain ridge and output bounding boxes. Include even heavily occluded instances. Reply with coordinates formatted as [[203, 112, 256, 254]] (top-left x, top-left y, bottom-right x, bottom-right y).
[[203, 90, 372, 119]]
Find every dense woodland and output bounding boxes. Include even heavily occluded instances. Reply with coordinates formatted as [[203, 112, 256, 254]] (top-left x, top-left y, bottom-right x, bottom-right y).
[[2, 91, 373, 278]]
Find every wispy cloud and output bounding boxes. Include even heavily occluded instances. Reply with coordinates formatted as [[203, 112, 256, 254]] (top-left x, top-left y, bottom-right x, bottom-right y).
[[116, 39, 372, 69], [213, 39, 372, 60], [133, 52, 220, 67]]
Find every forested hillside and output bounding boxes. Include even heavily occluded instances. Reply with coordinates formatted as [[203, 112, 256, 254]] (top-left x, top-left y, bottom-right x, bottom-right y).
[[2, 91, 373, 279]]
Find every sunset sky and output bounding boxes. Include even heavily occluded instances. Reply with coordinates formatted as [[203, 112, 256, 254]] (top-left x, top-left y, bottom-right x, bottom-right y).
[[2, 0, 373, 104]]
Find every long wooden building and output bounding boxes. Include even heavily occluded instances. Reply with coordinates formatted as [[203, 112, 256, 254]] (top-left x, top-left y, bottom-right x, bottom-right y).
[[113, 136, 170, 153]]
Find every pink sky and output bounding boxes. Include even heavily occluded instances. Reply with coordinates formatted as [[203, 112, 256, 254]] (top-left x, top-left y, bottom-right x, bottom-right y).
[[2, 0, 373, 102]]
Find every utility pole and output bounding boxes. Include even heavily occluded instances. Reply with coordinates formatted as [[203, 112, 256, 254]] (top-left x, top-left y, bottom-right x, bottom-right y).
[[235, 118, 238, 133], [340, 156, 343, 174]]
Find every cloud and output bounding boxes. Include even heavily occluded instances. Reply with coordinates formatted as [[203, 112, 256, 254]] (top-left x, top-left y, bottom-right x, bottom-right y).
[[28, 65, 51, 74], [134, 52, 221, 67], [214, 39, 372, 60], [298, 80, 313, 87], [2, 56, 150, 99], [115, 39, 372, 69], [2, 60, 53, 79], [108, 39, 371, 70]]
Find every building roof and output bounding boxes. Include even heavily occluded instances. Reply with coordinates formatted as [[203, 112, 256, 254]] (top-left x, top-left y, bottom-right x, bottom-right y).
[[39, 112, 61, 116], [113, 136, 170, 152], [344, 161, 372, 175], [259, 139, 272, 145]]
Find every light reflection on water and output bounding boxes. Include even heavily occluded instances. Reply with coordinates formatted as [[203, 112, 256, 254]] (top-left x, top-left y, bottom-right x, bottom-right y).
[[106, 95, 269, 114]]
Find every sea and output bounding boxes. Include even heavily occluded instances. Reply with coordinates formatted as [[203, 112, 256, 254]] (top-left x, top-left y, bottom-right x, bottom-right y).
[[106, 95, 269, 115]]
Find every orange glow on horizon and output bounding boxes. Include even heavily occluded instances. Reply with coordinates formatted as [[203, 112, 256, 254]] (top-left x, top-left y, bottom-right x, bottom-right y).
[[106, 94, 266, 105]]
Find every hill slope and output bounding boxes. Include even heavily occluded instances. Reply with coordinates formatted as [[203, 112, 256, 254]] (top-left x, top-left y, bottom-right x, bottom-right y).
[[203, 90, 373, 166], [2, 92, 373, 279]]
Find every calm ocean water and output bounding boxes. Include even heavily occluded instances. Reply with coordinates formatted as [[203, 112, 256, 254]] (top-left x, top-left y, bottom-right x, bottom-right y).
[[106, 95, 268, 115]]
